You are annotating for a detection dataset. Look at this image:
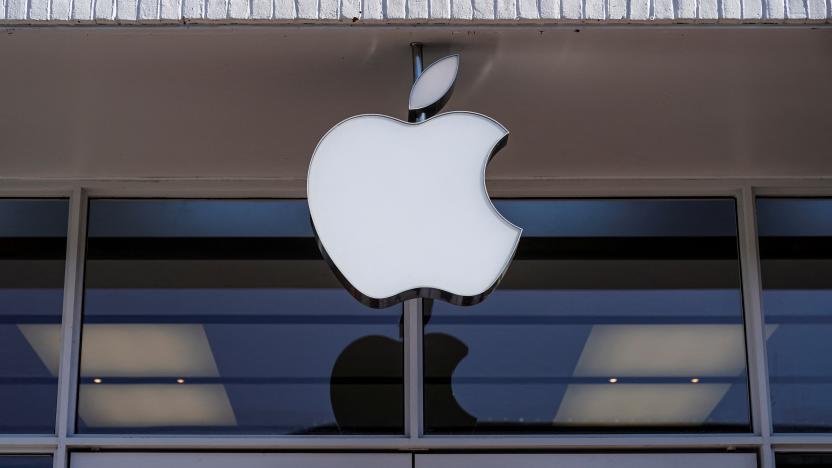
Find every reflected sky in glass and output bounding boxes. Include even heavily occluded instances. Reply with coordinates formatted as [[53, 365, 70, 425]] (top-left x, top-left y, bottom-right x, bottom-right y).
[[77, 200, 403, 435], [425, 199, 751, 434], [758, 198, 832, 432], [0, 199, 68, 434]]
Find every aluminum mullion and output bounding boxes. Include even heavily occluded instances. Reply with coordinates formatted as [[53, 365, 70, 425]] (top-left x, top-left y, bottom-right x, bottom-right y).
[[59, 434, 764, 450], [0, 437, 58, 453], [404, 298, 424, 439], [53, 443, 67, 468], [54, 187, 88, 468], [736, 186, 774, 468], [771, 435, 832, 445], [760, 444, 775, 468], [750, 184, 832, 467]]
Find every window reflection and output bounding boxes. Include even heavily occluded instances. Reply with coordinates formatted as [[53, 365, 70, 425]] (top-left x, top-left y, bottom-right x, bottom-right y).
[[775, 453, 832, 468], [758, 198, 832, 432], [74, 200, 403, 434], [0, 199, 68, 434], [424, 199, 751, 433], [0, 456, 52, 468]]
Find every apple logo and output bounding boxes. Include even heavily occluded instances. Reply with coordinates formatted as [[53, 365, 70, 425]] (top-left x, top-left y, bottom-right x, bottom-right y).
[[308, 54, 522, 308]]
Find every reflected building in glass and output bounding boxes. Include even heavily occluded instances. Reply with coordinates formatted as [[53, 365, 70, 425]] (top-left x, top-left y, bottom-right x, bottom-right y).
[[1, 194, 831, 468], [758, 198, 832, 432], [75, 200, 404, 434], [0, 199, 68, 434], [425, 199, 751, 433]]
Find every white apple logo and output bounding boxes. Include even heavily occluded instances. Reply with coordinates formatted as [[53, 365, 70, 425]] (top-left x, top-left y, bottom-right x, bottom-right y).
[[307, 54, 522, 308]]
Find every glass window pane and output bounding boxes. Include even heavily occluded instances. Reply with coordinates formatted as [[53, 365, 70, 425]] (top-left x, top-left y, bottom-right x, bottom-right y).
[[758, 198, 832, 432], [424, 199, 751, 433], [0, 456, 52, 468], [77, 200, 403, 435], [417, 453, 757, 468], [775, 453, 832, 468], [0, 199, 68, 434]]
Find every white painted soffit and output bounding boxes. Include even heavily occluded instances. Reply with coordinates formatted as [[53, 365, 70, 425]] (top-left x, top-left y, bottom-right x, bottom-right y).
[[0, 27, 830, 186], [0, 0, 829, 24]]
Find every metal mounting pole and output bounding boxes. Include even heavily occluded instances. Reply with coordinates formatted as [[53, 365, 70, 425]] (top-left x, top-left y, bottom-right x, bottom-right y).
[[411, 43, 427, 123], [404, 42, 426, 441], [411, 42, 424, 83]]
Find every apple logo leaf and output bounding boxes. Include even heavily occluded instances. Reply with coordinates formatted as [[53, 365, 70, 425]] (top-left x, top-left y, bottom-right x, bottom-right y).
[[408, 54, 459, 122]]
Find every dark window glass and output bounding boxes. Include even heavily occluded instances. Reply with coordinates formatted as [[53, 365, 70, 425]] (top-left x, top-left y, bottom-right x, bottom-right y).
[[776, 453, 832, 467], [758, 198, 832, 432], [424, 199, 751, 434], [0, 199, 68, 434], [0, 456, 52, 468], [78, 200, 403, 435]]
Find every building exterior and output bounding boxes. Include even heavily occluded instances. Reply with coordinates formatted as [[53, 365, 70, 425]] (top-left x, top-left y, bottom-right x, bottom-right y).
[[0, 4, 831, 468]]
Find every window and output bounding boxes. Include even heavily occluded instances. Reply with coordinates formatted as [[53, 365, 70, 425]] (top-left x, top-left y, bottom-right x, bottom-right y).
[[758, 198, 832, 432], [0, 456, 52, 468], [415, 453, 757, 468], [424, 199, 751, 433], [775, 453, 832, 467], [76, 200, 403, 434], [71, 453, 410, 468], [0, 199, 68, 434]]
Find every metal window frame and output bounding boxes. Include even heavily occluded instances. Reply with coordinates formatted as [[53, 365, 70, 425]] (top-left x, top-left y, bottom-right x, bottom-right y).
[[1, 177, 832, 468]]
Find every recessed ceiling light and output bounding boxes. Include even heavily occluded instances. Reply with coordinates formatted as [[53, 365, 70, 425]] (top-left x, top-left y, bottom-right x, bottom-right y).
[[574, 324, 747, 378], [554, 383, 731, 425], [78, 384, 237, 428], [609, 377, 618, 384], [93, 378, 102, 384]]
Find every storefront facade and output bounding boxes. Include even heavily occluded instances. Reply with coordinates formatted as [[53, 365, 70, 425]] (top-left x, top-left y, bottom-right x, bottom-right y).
[[1, 5, 831, 468]]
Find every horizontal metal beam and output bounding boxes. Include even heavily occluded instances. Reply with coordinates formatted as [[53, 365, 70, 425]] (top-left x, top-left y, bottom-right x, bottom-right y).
[[51, 435, 765, 451], [0, 436, 58, 453], [0, 177, 831, 199]]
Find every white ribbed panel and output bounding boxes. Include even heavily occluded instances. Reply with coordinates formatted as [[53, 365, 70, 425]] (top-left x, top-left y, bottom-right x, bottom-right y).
[[274, 0, 294, 17], [630, 0, 649, 19], [452, 0, 473, 18], [116, 0, 138, 19], [409, 0, 428, 18], [743, 0, 763, 19], [29, 0, 50, 19], [228, 0, 248, 17], [1, 0, 828, 23], [72, 0, 93, 19], [319, 0, 337, 18], [138, 0, 158, 19], [518, 0, 537, 17], [539, 0, 560, 17], [654, 0, 674, 18], [295, 0, 316, 17], [6, 0, 27, 19], [386, 0, 406, 17], [430, 0, 450, 17], [364, 0, 382, 18], [700, 0, 719, 18]]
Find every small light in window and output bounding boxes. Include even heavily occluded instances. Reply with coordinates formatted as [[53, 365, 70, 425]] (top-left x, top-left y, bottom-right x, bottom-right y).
[[176, 378, 185, 384], [691, 378, 700, 384], [93, 378, 102, 384], [609, 377, 618, 384]]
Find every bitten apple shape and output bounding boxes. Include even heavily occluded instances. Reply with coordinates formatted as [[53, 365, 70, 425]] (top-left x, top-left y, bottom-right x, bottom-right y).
[[307, 111, 521, 308]]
